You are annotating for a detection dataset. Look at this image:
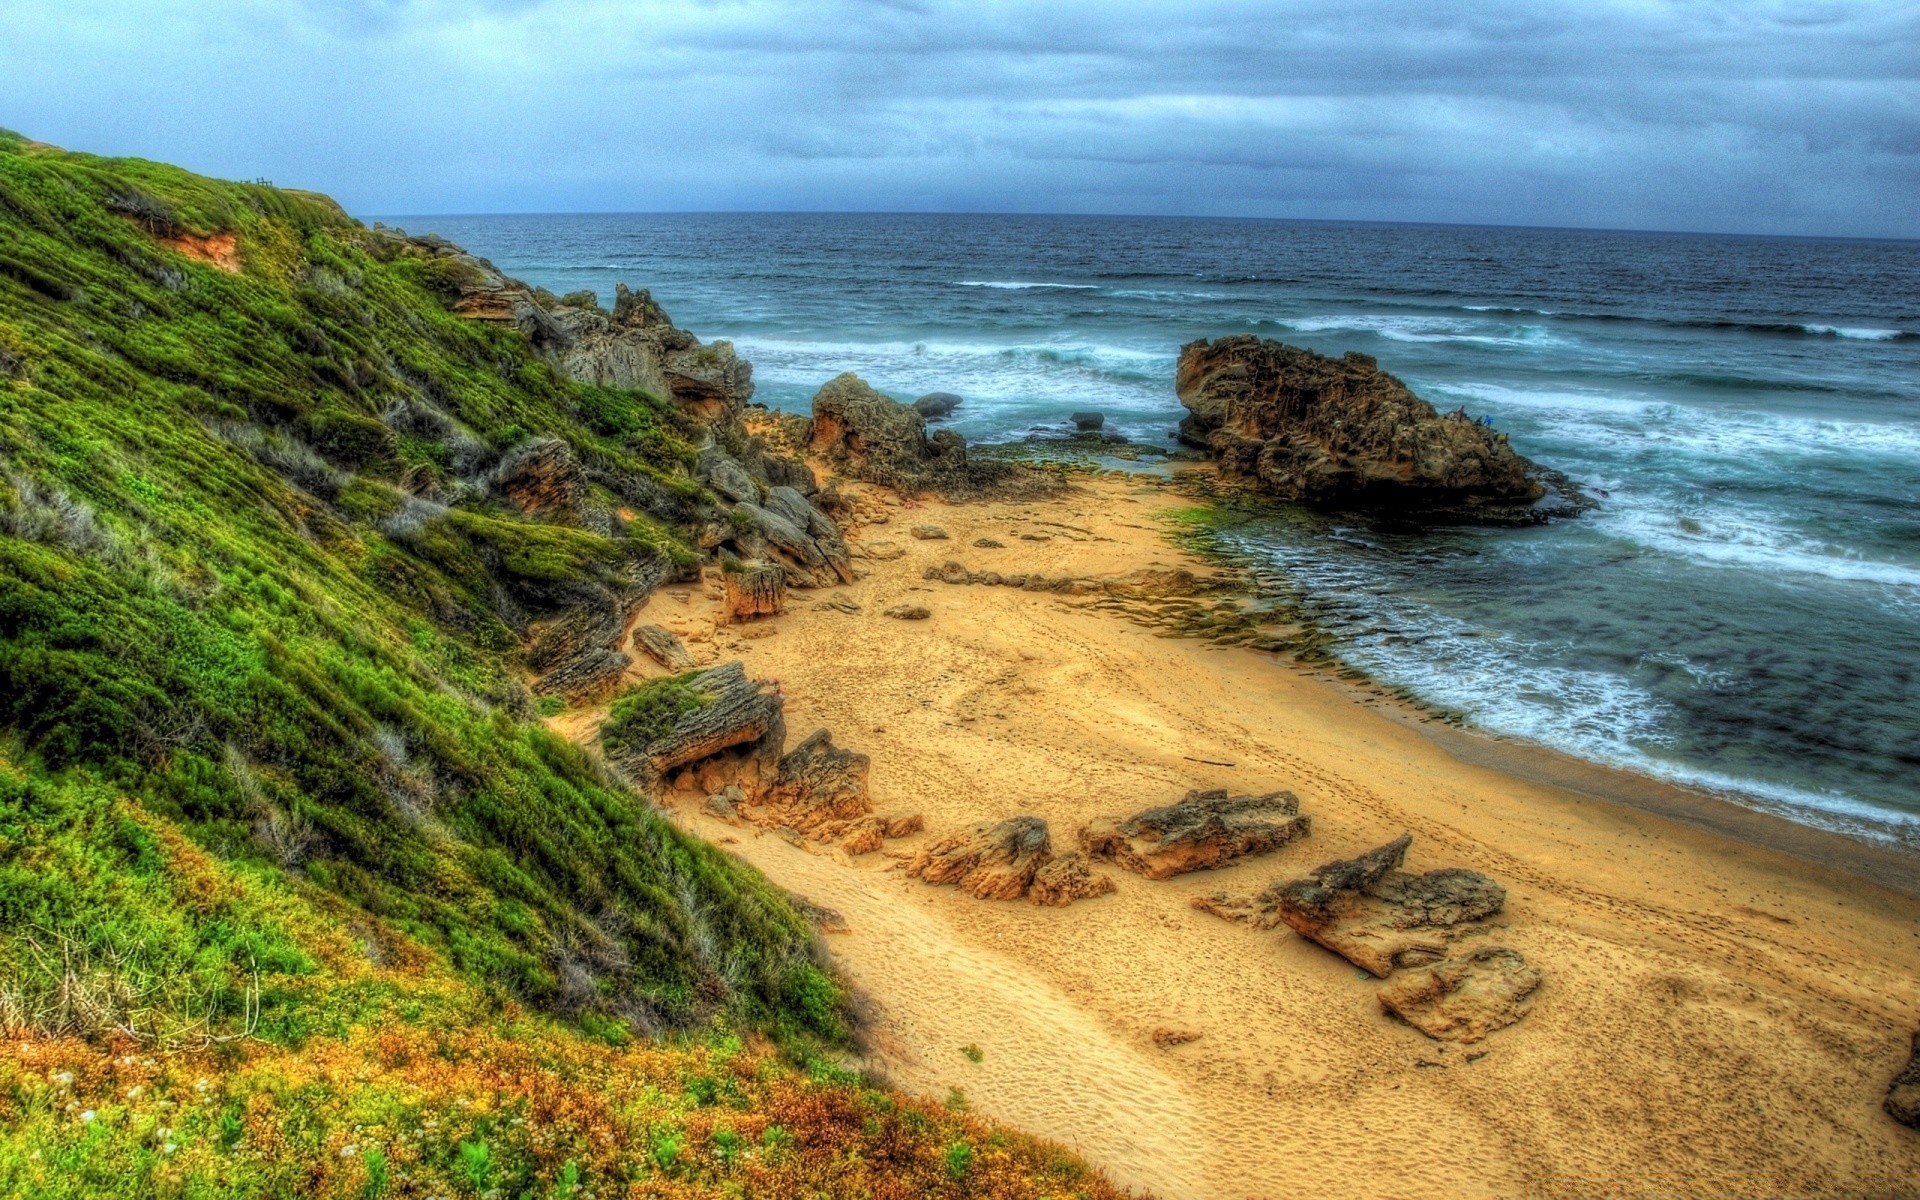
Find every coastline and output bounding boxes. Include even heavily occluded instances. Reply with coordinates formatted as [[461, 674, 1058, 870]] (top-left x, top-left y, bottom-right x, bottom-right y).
[[562, 467, 1920, 1198]]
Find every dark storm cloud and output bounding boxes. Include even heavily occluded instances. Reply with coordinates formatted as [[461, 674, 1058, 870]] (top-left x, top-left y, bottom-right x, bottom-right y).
[[3, 0, 1915, 235]]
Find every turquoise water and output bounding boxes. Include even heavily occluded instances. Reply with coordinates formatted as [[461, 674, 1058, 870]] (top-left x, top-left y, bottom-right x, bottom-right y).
[[397, 213, 1920, 844]]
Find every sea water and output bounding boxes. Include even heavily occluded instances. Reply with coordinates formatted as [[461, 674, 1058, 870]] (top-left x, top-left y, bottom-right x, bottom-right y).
[[397, 213, 1920, 845]]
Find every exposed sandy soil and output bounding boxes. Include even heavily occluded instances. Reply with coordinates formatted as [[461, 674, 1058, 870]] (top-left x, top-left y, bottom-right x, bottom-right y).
[[563, 471, 1920, 1199]]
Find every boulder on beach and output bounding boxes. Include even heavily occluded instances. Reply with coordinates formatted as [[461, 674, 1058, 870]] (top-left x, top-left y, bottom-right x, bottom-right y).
[[1176, 336, 1575, 523], [913, 392, 962, 419], [1376, 945, 1543, 1043], [1080, 788, 1310, 879], [909, 816, 1115, 905], [1266, 833, 1508, 977]]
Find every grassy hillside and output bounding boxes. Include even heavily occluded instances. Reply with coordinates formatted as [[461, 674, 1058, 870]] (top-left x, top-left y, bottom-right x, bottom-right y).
[[0, 133, 1129, 1197]]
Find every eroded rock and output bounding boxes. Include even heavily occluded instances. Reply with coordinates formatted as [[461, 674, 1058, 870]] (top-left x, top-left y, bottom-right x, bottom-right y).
[[721, 560, 786, 623], [1080, 789, 1310, 879], [1376, 946, 1542, 1043], [1028, 851, 1118, 907], [884, 604, 931, 620], [908, 816, 1054, 901], [1267, 834, 1508, 977], [913, 392, 962, 419], [631, 624, 695, 670], [809, 373, 1058, 500], [1177, 336, 1581, 523]]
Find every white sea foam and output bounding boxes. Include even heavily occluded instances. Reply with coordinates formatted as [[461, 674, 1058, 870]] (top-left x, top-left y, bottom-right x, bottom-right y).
[[1274, 313, 1564, 349], [1802, 324, 1907, 340], [1598, 503, 1920, 592], [952, 280, 1099, 290]]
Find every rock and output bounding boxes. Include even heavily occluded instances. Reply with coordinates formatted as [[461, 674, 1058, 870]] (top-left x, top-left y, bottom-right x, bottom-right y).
[[758, 729, 871, 832], [907, 816, 1054, 901], [1152, 1028, 1202, 1049], [1018, 533, 1050, 542], [913, 392, 962, 419], [1268, 834, 1508, 977], [720, 560, 786, 624], [562, 284, 754, 423], [1376, 946, 1542, 1043], [815, 593, 861, 614], [601, 662, 785, 786], [491, 437, 584, 518], [631, 624, 695, 670], [527, 553, 676, 702], [787, 893, 849, 933], [1028, 851, 1117, 907], [858, 540, 906, 561], [1176, 336, 1572, 523], [808, 373, 1055, 500], [884, 604, 931, 620], [703, 785, 744, 823], [732, 499, 854, 588], [973, 537, 1004, 548], [1071, 411, 1105, 431], [1080, 789, 1310, 880], [697, 443, 760, 504], [911, 524, 950, 540], [1889, 1032, 1920, 1128]]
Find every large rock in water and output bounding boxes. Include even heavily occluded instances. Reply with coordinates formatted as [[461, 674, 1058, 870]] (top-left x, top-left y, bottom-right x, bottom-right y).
[[808, 374, 1056, 500], [1176, 336, 1562, 522]]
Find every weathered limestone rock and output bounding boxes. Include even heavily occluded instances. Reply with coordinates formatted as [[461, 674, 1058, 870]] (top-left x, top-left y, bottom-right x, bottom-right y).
[[911, 524, 949, 540], [1267, 834, 1508, 977], [883, 604, 931, 620], [922, 560, 1093, 594], [1028, 851, 1118, 907], [1889, 1032, 1920, 1128], [720, 560, 786, 623], [601, 662, 786, 787], [909, 817, 1050, 900], [1176, 336, 1577, 523], [527, 554, 676, 701], [809, 374, 1057, 500], [491, 437, 583, 519], [1376, 946, 1542, 1043], [1080, 789, 1310, 879], [760, 729, 871, 830], [560, 285, 754, 422], [630, 624, 695, 670]]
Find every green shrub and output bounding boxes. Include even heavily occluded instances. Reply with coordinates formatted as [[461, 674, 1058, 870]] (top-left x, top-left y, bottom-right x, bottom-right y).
[[599, 674, 711, 757]]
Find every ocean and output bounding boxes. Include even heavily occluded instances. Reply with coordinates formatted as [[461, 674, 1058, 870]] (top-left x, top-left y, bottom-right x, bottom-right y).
[[393, 212, 1920, 846]]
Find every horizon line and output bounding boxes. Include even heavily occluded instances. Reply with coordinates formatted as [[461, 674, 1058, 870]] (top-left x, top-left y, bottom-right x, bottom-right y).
[[363, 208, 1920, 245]]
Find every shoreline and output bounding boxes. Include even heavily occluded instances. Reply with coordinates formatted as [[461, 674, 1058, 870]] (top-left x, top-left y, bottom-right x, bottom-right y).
[[570, 468, 1920, 1198]]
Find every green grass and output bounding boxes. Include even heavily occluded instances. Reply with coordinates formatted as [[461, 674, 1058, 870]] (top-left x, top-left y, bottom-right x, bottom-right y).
[[0, 131, 836, 1044], [600, 673, 713, 758]]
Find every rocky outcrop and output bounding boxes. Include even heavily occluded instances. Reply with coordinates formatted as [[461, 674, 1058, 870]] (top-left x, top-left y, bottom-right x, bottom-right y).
[[379, 231, 568, 354], [491, 437, 584, 519], [720, 560, 786, 624], [809, 374, 1058, 500], [696, 446, 853, 588], [1177, 336, 1575, 523], [1889, 1032, 1920, 1128], [602, 662, 786, 788], [908, 816, 1114, 906], [1265, 834, 1508, 977], [1375, 946, 1542, 1043], [527, 553, 676, 701], [1080, 789, 1310, 879], [552, 285, 754, 423]]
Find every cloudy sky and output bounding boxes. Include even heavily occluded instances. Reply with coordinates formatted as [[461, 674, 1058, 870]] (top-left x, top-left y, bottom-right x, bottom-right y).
[[5, 1, 1917, 236]]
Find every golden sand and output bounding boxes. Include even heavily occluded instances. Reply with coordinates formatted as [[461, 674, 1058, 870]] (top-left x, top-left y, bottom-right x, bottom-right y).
[[567, 471, 1920, 1198]]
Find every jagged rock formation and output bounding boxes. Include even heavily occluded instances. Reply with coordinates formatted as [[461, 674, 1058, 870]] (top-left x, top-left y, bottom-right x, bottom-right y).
[[1080, 789, 1310, 879], [808, 374, 1059, 500], [908, 816, 1114, 905], [1028, 851, 1118, 907], [1265, 834, 1509, 977], [1889, 1032, 1920, 1128], [490, 437, 584, 519], [549, 285, 754, 423], [1177, 336, 1575, 523], [630, 624, 695, 670], [721, 560, 787, 624], [1376, 946, 1542, 1043], [527, 552, 677, 701]]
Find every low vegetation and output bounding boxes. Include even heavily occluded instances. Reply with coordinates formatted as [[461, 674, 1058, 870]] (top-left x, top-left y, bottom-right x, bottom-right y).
[[0, 132, 1132, 1196]]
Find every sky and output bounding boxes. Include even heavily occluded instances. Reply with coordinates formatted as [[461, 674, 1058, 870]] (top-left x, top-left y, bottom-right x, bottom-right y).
[[4, 1, 1918, 237]]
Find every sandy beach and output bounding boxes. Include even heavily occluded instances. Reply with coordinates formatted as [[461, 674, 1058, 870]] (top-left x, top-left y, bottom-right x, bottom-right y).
[[561, 469, 1920, 1199]]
